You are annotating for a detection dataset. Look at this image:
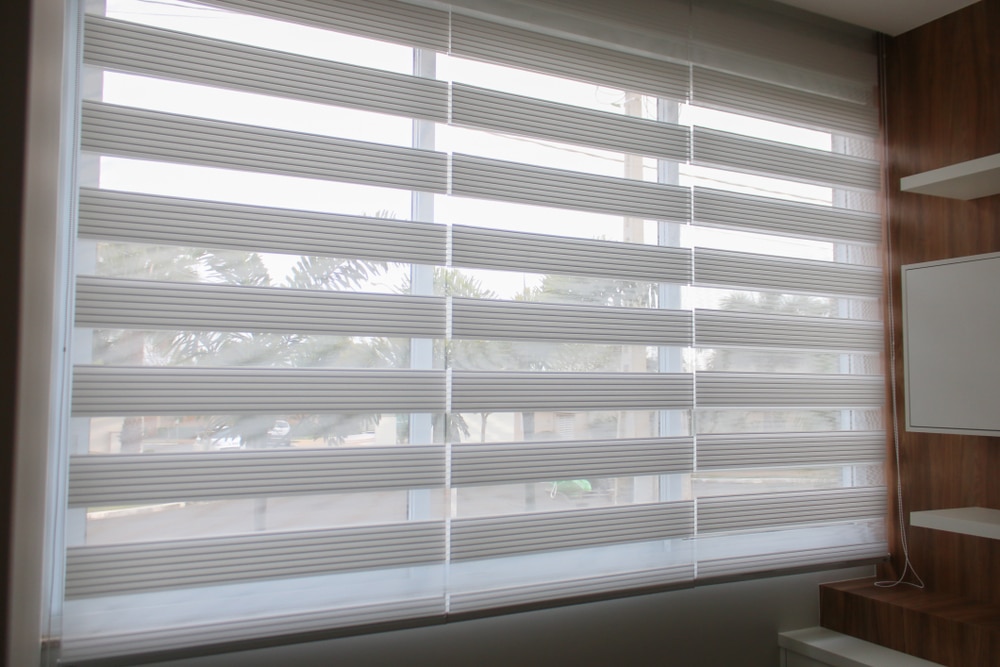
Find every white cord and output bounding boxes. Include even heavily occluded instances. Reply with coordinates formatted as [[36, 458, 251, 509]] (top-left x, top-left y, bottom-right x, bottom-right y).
[[873, 33, 924, 591]]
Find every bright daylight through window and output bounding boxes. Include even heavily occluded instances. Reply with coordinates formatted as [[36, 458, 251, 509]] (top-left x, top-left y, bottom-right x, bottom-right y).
[[50, 0, 886, 661]]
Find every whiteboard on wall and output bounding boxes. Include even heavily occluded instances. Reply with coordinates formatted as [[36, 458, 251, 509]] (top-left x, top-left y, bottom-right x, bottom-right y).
[[902, 251, 1000, 436]]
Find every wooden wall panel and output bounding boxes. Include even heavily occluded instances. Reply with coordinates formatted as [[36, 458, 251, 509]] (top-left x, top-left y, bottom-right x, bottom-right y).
[[883, 0, 1000, 605]]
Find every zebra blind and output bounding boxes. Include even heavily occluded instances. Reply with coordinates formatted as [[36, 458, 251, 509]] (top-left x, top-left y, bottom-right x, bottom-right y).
[[59, 0, 884, 661]]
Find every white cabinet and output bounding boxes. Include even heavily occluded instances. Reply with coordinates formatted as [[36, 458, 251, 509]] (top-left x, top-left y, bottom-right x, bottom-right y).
[[902, 251, 1000, 436]]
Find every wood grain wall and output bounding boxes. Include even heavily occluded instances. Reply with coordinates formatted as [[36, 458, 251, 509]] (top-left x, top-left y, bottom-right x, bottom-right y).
[[883, 0, 1000, 604]]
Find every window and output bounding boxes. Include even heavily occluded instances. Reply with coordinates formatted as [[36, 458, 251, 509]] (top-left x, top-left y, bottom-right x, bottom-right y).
[[44, 0, 885, 662]]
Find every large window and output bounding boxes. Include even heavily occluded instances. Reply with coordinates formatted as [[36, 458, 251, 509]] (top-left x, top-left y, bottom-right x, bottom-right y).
[[49, 0, 885, 662]]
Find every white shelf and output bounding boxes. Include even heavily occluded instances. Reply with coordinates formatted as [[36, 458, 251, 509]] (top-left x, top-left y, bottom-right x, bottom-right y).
[[779, 627, 944, 667], [910, 507, 1000, 540], [900, 153, 1000, 200]]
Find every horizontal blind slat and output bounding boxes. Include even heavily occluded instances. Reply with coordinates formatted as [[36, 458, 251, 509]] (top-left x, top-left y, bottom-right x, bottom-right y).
[[449, 564, 693, 614], [693, 126, 879, 191], [693, 187, 881, 245], [453, 298, 691, 345], [451, 14, 688, 101], [76, 277, 446, 338], [69, 446, 446, 505], [694, 247, 882, 298], [63, 597, 444, 663], [692, 66, 877, 138], [452, 372, 693, 412], [78, 189, 447, 265], [85, 15, 448, 122], [71, 366, 446, 416], [696, 431, 884, 470], [452, 502, 693, 561], [452, 83, 689, 161], [452, 153, 690, 220], [194, 0, 449, 51], [81, 101, 448, 193], [66, 522, 445, 598], [697, 487, 886, 533], [453, 226, 691, 283], [452, 437, 694, 486], [695, 372, 884, 408], [696, 542, 887, 579], [694, 309, 882, 352]]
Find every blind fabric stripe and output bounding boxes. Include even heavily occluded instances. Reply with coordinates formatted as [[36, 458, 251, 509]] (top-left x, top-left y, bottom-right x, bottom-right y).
[[84, 15, 449, 122], [64, 597, 445, 663], [695, 543, 887, 580], [692, 187, 881, 245], [451, 14, 689, 101], [81, 101, 449, 193], [696, 372, 884, 408], [71, 366, 447, 416], [696, 431, 885, 470], [66, 522, 446, 598], [78, 188, 447, 266], [451, 372, 693, 412], [196, 0, 449, 51], [68, 446, 446, 505], [697, 488, 885, 533], [76, 276, 447, 338], [452, 226, 692, 283], [694, 309, 882, 352], [451, 503, 693, 561], [452, 153, 691, 220], [452, 437, 694, 486], [692, 126, 879, 190], [448, 565, 694, 614], [453, 298, 691, 345], [694, 247, 882, 298], [452, 83, 689, 161], [692, 66, 877, 138]]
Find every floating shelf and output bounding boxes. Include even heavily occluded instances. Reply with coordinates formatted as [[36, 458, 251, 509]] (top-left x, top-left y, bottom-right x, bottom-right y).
[[910, 506, 1000, 540], [780, 627, 944, 666], [900, 153, 1000, 200]]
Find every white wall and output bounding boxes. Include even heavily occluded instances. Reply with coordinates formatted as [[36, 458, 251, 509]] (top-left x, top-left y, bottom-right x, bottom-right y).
[[144, 566, 871, 667]]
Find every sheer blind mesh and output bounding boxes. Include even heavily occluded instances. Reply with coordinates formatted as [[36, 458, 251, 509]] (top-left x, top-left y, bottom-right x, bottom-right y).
[[60, 0, 884, 660]]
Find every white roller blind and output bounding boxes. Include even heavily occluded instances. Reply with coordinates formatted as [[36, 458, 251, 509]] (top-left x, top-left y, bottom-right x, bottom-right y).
[[54, 0, 886, 662]]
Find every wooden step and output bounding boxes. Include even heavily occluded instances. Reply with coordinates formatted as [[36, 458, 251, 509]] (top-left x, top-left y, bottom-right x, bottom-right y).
[[820, 577, 1000, 667], [780, 627, 944, 666]]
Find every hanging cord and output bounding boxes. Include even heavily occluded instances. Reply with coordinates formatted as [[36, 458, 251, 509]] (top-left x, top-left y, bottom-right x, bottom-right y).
[[873, 33, 923, 591]]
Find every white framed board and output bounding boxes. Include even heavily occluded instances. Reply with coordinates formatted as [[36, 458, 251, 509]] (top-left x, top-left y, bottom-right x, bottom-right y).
[[902, 251, 1000, 436]]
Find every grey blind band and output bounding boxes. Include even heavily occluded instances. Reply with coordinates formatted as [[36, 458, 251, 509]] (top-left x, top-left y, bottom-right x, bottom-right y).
[[452, 437, 694, 486], [451, 14, 689, 101], [82, 101, 449, 193], [452, 153, 690, 220], [452, 83, 689, 161], [453, 226, 692, 283], [71, 366, 447, 416], [197, 0, 450, 51], [69, 446, 446, 505], [76, 277, 447, 338], [66, 522, 446, 598], [78, 188, 448, 266], [84, 15, 449, 122]]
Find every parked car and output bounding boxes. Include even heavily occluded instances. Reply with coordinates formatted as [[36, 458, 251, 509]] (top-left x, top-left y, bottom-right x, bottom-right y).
[[196, 419, 292, 450], [266, 420, 292, 447], [200, 425, 243, 451]]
